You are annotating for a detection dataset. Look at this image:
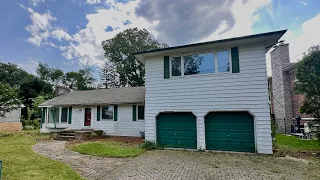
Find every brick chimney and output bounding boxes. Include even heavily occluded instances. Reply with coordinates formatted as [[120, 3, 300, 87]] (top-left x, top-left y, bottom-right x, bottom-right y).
[[270, 43, 293, 133], [54, 86, 71, 97]]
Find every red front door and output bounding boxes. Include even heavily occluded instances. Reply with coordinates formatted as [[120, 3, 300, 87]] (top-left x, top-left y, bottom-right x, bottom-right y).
[[84, 108, 91, 126]]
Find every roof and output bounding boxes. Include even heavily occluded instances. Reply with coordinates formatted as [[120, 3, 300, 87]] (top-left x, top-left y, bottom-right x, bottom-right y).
[[134, 30, 287, 64], [283, 62, 298, 72], [39, 86, 145, 107]]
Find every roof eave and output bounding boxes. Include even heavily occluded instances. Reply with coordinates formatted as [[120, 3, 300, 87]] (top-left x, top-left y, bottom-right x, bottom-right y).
[[134, 30, 287, 64]]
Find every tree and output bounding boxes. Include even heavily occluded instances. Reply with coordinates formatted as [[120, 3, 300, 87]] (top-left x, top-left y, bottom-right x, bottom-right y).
[[99, 61, 119, 89], [0, 62, 32, 87], [295, 45, 320, 139], [102, 28, 168, 87], [74, 68, 96, 90], [37, 63, 64, 86], [30, 95, 53, 119], [0, 82, 21, 118]]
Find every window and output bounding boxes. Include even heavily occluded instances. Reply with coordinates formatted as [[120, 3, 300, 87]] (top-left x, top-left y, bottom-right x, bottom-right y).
[[102, 105, 113, 120], [137, 105, 145, 120], [171, 57, 181, 76], [61, 107, 68, 123], [48, 108, 59, 123], [217, 51, 230, 72], [170, 50, 230, 77], [184, 53, 215, 75]]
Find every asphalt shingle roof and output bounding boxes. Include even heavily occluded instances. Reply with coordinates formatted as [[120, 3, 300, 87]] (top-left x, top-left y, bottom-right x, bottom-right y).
[[40, 86, 145, 107]]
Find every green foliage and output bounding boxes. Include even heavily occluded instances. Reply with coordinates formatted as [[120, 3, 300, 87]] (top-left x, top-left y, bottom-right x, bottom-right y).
[[0, 81, 21, 118], [295, 46, 320, 140], [31, 95, 53, 118], [139, 140, 165, 150], [21, 118, 40, 129], [69, 141, 145, 158], [37, 63, 96, 90], [102, 28, 168, 87]]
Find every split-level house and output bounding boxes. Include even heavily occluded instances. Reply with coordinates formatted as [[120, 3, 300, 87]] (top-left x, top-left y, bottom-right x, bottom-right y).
[[39, 30, 287, 154]]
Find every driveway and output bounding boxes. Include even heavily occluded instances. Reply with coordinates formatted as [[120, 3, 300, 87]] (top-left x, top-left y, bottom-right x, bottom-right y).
[[33, 141, 319, 180]]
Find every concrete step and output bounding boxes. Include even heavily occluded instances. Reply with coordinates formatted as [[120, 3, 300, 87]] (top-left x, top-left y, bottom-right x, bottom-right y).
[[59, 132, 75, 136], [55, 135, 76, 141]]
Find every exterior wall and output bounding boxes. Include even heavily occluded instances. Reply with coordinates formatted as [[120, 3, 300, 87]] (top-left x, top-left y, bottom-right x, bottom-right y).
[[0, 122, 22, 132], [0, 109, 21, 122], [93, 105, 144, 137], [144, 43, 272, 154], [40, 105, 144, 137], [270, 44, 293, 133]]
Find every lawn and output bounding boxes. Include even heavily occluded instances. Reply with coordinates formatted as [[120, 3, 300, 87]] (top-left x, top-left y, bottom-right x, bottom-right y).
[[69, 141, 145, 158], [275, 134, 320, 152], [0, 130, 83, 180]]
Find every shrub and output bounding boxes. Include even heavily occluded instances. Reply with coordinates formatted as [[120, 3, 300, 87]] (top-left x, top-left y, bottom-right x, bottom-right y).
[[140, 140, 164, 150], [140, 131, 145, 138], [21, 119, 40, 129]]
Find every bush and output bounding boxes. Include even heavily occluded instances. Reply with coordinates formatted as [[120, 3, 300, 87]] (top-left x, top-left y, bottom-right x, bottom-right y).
[[140, 140, 164, 150], [140, 131, 145, 138], [21, 119, 40, 129]]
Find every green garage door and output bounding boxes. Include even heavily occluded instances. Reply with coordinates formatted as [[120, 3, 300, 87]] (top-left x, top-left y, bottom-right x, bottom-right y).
[[156, 113, 197, 149], [205, 112, 255, 152]]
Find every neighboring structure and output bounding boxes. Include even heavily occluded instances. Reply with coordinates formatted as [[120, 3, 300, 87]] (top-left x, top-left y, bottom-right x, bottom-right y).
[[0, 105, 24, 132], [39, 87, 145, 137], [40, 30, 286, 154], [270, 43, 314, 134]]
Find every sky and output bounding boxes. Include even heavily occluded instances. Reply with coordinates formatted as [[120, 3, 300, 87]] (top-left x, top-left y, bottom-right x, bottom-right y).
[[1, 0, 320, 79]]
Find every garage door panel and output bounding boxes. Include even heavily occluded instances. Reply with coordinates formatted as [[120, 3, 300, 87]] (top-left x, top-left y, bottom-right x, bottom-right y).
[[157, 113, 197, 149], [205, 112, 255, 152]]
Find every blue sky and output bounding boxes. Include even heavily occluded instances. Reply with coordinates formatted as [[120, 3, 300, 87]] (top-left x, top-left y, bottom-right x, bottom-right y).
[[1, 0, 320, 78]]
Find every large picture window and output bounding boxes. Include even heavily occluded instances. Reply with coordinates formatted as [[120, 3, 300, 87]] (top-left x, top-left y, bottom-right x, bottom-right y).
[[102, 105, 113, 120], [170, 50, 230, 77]]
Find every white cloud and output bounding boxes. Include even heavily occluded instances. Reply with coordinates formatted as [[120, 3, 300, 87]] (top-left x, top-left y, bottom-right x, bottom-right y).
[[300, 1, 307, 6], [266, 14, 320, 76], [51, 29, 74, 41], [61, 0, 153, 67], [86, 0, 101, 4], [201, 0, 272, 42], [18, 58, 39, 75], [23, 7, 56, 46], [29, 0, 45, 7]]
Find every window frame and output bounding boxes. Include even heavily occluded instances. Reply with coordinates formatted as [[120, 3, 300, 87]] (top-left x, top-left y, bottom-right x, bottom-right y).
[[136, 105, 145, 120], [101, 105, 114, 120], [60, 107, 69, 123], [47, 107, 68, 124], [169, 49, 232, 78]]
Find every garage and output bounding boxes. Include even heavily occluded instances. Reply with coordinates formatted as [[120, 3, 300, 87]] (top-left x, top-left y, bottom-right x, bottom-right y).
[[156, 112, 197, 149], [205, 112, 255, 152]]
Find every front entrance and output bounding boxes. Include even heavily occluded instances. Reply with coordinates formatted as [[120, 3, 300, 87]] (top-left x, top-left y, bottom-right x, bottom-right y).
[[84, 108, 91, 126]]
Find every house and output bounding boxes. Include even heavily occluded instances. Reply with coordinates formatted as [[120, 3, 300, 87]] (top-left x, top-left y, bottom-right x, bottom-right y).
[[39, 87, 145, 137], [0, 105, 24, 132], [270, 43, 315, 134], [40, 30, 287, 154]]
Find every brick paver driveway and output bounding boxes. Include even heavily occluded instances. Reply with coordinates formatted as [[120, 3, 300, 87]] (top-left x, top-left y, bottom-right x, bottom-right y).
[[33, 141, 320, 180], [112, 150, 318, 180]]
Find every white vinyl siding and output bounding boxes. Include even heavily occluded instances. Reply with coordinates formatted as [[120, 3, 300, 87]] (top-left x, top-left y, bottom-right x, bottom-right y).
[[41, 105, 144, 136], [144, 43, 272, 154]]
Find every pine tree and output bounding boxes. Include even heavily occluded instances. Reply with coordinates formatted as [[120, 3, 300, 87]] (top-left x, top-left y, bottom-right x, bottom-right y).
[[99, 61, 119, 89]]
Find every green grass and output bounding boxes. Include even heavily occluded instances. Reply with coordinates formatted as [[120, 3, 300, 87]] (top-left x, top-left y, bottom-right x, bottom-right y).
[[69, 141, 145, 158], [0, 130, 83, 180], [275, 134, 320, 152]]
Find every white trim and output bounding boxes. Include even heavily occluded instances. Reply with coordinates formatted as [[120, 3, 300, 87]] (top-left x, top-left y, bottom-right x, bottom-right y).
[[100, 105, 114, 121], [169, 49, 232, 78], [136, 105, 145, 120]]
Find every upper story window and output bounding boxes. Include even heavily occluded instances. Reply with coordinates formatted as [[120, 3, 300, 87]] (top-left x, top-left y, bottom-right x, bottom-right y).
[[101, 105, 113, 120], [170, 50, 230, 77]]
